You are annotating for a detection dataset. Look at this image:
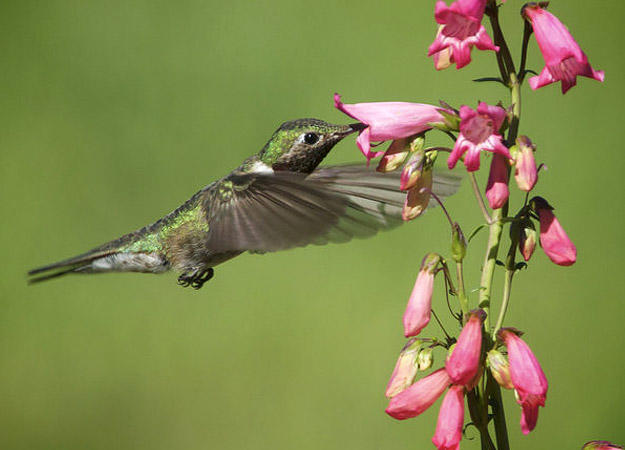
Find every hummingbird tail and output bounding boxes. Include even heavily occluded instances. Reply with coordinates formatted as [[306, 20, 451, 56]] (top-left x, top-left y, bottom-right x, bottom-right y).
[[28, 247, 169, 284]]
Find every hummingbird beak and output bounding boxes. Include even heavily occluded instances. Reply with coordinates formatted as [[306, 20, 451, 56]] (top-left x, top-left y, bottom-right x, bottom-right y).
[[333, 122, 367, 139]]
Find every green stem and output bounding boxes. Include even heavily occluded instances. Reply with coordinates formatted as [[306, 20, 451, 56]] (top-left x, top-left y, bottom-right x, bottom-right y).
[[455, 262, 469, 319], [493, 269, 513, 339], [488, 375, 511, 450], [469, 172, 494, 225], [478, 208, 504, 332]]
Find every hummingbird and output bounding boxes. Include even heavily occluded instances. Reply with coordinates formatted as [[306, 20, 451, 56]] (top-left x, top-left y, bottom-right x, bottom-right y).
[[28, 118, 459, 289]]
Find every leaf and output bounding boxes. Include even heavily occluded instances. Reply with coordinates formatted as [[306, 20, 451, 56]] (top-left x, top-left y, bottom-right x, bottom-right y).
[[468, 224, 487, 243]]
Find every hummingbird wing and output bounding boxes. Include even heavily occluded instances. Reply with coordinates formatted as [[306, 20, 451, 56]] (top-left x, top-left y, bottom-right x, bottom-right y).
[[204, 164, 460, 254]]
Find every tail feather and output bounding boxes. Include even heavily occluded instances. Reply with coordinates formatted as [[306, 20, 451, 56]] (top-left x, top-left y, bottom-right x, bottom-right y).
[[27, 250, 118, 284]]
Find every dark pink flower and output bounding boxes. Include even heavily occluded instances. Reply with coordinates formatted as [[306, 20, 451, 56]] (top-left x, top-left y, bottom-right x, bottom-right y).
[[499, 329, 548, 435], [447, 102, 511, 172], [403, 253, 440, 336], [334, 94, 444, 162], [531, 197, 577, 266], [523, 4, 604, 94], [513, 136, 537, 192], [432, 385, 465, 450], [385, 339, 421, 398], [386, 368, 451, 420], [485, 154, 510, 209], [445, 310, 484, 385], [428, 0, 499, 70]]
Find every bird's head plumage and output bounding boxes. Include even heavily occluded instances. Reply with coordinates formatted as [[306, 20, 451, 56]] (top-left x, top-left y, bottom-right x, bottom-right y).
[[258, 118, 364, 173]]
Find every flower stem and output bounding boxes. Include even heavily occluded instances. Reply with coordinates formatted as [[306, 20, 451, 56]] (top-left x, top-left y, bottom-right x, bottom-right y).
[[518, 20, 534, 83], [487, 374, 510, 450], [469, 172, 494, 224], [493, 269, 513, 339], [455, 262, 469, 318]]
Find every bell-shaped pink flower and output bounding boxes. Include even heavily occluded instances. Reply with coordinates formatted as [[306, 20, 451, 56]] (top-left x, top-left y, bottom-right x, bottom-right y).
[[485, 153, 510, 209], [523, 4, 604, 94], [445, 310, 484, 385], [334, 94, 444, 162], [386, 339, 421, 398], [513, 136, 537, 192], [499, 328, 548, 435], [428, 0, 499, 70], [432, 385, 465, 450], [531, 197, 577, 266], [447, 102, 511, 172], [386, 368, 451, 420], [403, 253, 440, 336]]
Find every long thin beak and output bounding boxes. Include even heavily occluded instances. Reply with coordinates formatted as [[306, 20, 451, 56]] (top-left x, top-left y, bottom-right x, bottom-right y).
[[334, 122, 367, 138]]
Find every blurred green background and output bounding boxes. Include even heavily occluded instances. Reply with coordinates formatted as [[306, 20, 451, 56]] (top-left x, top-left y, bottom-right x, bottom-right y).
[[1, 1, 623, 448]]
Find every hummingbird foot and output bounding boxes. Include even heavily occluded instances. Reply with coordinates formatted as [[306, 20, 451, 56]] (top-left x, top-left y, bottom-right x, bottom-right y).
[[177, 268, 214, 290]]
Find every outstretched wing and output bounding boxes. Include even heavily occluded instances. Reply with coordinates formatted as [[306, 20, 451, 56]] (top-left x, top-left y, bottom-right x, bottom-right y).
[[204, 164, 460, 253]]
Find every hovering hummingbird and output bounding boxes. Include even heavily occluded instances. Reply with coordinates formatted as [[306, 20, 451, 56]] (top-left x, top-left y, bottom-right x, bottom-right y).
[[28, 118, 459, 289]]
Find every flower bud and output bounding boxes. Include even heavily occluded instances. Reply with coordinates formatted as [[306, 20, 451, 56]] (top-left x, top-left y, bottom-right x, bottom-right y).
[[400, 150, 425, 191], [445, 310, 485, 386], [485, 153, 510, 209], [517, 218, 537, 262], [402, 168, 433, 221], [530, 196, 577, 266], [417, 347, 434, 371], [403, 253, 441, 337], [377, 138, 410, 173], [487, 349, 513, 390], [385, 339, 422, 398], [513, 136, 538, 192], [451, 222, 467, 263]]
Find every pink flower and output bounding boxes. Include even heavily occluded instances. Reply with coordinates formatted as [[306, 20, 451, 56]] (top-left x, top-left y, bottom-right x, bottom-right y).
[[499, 328, 548, 435], [523, 4, 604, 94], [445, 310, 484, 385], [334, 94, 444, 162], [432, 385, 465, 450], [428, 0, 499, 70], [531, 196, 577, 266], [485, 154, 510, 209], [447, 102, 511, 172], [513, 136, 537, 192], [385, 339, 421, 398], [583, 441, 624, 450], [386, 368, 451, 420], [403, 253, 440, 336]]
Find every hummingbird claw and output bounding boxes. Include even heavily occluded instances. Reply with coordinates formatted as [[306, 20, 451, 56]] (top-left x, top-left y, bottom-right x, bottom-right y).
[[178, 268, 214, 290]]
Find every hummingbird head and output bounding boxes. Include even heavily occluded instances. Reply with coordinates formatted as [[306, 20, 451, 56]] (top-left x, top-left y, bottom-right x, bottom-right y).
[[258, 118, 365, 173]]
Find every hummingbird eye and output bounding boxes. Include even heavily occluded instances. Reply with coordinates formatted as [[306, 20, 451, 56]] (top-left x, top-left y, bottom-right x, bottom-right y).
[[303, 132, 320, 145]]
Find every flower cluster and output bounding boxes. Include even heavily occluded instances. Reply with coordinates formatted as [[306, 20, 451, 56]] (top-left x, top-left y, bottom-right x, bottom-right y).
[[331, 0, 604, 448]]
